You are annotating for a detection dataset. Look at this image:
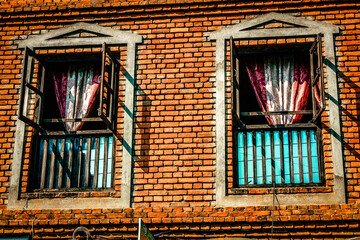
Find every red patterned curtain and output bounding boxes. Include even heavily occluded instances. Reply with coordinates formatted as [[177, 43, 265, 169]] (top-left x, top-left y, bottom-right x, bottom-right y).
[[53, 63, 101, 132], [244, 53, 312, 125]]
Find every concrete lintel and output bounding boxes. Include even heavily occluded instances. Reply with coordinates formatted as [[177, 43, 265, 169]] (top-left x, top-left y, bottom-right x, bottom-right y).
[[18, 22, 142, 48], [208, 12, 340, 40], [227, 28, 331, 40]]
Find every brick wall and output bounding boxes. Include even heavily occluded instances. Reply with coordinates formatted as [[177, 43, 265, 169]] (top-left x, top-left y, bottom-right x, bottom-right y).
[[0, 0, 360, 239]]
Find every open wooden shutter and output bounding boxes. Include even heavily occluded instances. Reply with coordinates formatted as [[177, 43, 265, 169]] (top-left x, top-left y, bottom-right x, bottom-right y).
[[230, 37, 242, 126], [310, 34, 325, 123], [18, 47, 46, 133], [100, 43, 120, 136]]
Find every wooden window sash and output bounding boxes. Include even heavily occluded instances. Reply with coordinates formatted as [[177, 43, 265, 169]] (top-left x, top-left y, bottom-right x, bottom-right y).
[[232, 35, 325, 188], [18, 47, 46, 133], [100, 42, 120, 138], [310, 34, 325, 123], [19, 44, 120, 137]]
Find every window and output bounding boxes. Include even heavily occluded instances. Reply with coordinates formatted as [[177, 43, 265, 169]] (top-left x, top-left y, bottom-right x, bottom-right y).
[[209, 12, 345, 206], [19, 44, 119, 191], [10, 22, 141, 209], [230, 36, 325, 187]]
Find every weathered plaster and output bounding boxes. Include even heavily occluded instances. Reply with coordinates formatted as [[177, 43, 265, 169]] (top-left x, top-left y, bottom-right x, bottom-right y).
[[215, 38, 227, 205], [209, 12, 345, 207]]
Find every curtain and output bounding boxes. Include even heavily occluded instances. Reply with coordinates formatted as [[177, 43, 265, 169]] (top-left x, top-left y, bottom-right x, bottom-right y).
[[244, 54, 310, 125], [53, 63, 101, 132]]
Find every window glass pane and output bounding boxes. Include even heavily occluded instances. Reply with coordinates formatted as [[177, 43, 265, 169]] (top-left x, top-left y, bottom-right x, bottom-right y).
[[301, 130, 310, 183], [89, 137, 96, 187], [283, 130, 291, 184], [81, 137, 88, 188], [265, 131, 272, 184], [256, 131, 263, 184], [97, 137, 105, 188], [106, 137, 113, 188], [274, 131, 281, 184], [310, 130, 320, 183], [292, 131, 300, 184], [247, 132, 254, 185]]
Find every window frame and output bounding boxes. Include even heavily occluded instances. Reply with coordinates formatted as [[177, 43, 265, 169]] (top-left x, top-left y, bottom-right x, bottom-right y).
[[209, 12, 345, 207], [19, 43, 120, 136], [230, 36, 325, 188], [9, 22, 142, 209], [18, 44, 120, 192]]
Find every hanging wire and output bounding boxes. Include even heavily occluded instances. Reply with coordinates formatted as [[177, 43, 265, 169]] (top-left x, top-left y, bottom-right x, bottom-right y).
[[271, 181, 281, 239]]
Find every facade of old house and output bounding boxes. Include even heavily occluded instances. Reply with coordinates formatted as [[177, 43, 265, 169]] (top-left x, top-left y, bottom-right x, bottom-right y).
[[0, 0, 360, 239]]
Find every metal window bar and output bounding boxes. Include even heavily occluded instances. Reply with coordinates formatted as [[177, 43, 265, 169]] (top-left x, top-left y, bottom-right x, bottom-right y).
[[33, 134, 114, 191], [236, 128, 322, 187]]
